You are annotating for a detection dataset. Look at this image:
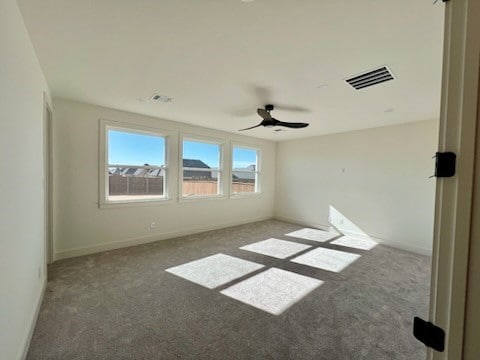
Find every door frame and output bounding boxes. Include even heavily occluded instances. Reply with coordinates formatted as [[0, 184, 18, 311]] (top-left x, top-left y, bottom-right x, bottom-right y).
[[462, 63, 480, 360], [43, 94, 54, 265], [429, 0, 480, 359]]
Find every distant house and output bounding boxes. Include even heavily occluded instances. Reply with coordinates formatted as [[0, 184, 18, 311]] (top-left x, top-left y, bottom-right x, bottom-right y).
[[183, 159, 212, 179], [232, 164, 256, 183], [108, 159, 215, 180], [108, 164, 164, 177]]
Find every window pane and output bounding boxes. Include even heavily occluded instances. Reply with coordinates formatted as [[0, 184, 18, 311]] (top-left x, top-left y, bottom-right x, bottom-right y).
[[107, 129, 166, 201], [232, 147, 257, 170], [183, 170, 219, 197], [232, 172, 256, 193], [183, 140, 221, 196], [183, 140, 220, 169], [232, 147, 258, 194], [108, 130, 165, 166]]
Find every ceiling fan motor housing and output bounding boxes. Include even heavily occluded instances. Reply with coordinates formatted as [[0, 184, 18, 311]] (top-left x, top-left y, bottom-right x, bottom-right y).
[[265, 104, 274, 112]]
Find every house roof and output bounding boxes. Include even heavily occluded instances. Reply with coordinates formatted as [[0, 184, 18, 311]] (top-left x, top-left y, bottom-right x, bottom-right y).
[[125, 168, 139, 176], [108, 166, 165, 177], [232, 165, 256, 180], [183, 159, 210, 169], [109, 160, 211, 176]]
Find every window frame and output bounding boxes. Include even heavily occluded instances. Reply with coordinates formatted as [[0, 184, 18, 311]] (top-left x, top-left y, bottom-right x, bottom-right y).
[[230, 143, 261, 197], [99, 119, 171, 208], [179, 134, 225, 201]]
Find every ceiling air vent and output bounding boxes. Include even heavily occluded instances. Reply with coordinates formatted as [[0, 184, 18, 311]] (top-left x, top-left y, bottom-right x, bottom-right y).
[[345, 66, 395, 90], [150, 93, 173, 103]]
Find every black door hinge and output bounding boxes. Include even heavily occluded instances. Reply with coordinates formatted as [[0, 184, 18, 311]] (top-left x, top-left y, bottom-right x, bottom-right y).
[[430, 152, 456, 178], [413, 317, 445, 352]]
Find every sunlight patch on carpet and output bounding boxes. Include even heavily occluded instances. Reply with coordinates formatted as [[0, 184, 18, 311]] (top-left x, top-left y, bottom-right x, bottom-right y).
[[291, 248, 361, 273], [331, 236, 377, 250], [240, 238, 312, 259], [165, 253, 264, 289], [220, 268, 323, 315], [285, 228, 337, 242]]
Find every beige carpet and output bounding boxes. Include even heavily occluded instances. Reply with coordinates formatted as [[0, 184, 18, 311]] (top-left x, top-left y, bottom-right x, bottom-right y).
[[27, 220, 431, 359]]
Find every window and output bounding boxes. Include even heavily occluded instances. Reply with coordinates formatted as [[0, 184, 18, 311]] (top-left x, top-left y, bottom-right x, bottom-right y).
[[181, 138, 222, 197], [104, 126, 167, 203], [231, 146, 260, 194]]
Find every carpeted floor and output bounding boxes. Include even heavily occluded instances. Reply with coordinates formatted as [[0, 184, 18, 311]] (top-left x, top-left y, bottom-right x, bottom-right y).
[[27, 220, 431, 360]]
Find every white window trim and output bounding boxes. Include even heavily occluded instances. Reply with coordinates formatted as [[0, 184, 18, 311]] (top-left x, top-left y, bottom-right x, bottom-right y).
[[230, 143, 261, 198], [179, 133, 226, 201], [99, 119, 172, 208]]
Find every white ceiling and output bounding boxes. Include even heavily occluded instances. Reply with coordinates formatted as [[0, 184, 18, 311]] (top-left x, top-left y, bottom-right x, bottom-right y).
[[19, 0, 445, 141]]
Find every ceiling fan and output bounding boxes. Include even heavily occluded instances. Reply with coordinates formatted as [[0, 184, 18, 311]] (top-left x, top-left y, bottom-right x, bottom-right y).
[[238, 104, 310, 131]]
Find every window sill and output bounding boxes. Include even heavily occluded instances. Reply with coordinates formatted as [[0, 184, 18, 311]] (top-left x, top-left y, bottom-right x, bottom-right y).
[[230, 192, 262, 199], [179, 194, 226, 203], [99, 197, 173, 209]]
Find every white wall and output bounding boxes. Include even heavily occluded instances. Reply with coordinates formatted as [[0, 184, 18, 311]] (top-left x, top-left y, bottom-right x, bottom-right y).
[[52, 99, 275, 260], [0, 1, 51, 359], [275, 120, 439, 255]]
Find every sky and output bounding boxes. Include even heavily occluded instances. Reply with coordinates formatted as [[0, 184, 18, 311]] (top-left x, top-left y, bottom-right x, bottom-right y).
[[183, 140, 220, 168], [108, 130, 257, 168], [232, 147, 257, 169], [108, 130, 165, 166]]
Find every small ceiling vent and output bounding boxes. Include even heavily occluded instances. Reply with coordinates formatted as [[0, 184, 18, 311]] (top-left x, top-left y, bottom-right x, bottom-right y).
[[150, 93, 173, 103], [345, 66, 395, 90]]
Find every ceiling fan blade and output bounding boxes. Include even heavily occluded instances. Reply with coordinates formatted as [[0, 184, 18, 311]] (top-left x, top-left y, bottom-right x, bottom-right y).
[[276, 121, 309, 129], [257, 108, 272, 120], [238, 123, 262, 131], [274, 104, 310, 113]]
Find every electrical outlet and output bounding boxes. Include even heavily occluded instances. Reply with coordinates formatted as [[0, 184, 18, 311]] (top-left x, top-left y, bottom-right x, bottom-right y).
[[150, 222, 157, 229]]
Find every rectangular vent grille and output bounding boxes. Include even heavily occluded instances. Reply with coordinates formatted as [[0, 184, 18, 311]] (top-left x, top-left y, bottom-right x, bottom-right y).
[[346, 66, 394, 90], [150, 93, 173, 103]]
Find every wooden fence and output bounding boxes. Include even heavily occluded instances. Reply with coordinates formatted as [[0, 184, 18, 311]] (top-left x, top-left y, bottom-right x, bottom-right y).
[[231, 182, 256, 193], [109, 176, 163, 195], [109, 176, 255, 196], [183, 181, 255, 195]]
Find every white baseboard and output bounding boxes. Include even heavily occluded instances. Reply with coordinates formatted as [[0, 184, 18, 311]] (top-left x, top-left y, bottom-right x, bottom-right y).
[[18, 277, 46, 360], [274, 215, 432, 256], [273, 215, 330, 231], [337, 229, 432, 256], [375, 237, 432, 256], [55, 215, 274, 261]]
